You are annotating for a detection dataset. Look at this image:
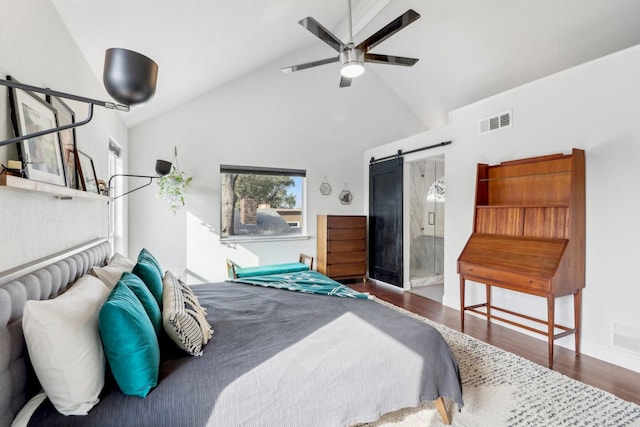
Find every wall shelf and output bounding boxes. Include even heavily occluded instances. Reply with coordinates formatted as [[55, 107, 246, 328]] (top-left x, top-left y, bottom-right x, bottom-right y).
[[478, 170, 571, 182], [0, 174, 110, 201]]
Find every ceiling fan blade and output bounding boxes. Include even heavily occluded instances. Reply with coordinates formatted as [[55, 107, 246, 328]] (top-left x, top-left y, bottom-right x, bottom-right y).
[[282, 56, 340, 73], [357, 9, 420, 53], [339, 75, 352, 88], [364, 53, 419, 67], [299, 17, 346, 53]]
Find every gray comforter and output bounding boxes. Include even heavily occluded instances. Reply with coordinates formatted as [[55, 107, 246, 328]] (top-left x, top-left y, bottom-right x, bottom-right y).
[[29, 281, 463, 426]]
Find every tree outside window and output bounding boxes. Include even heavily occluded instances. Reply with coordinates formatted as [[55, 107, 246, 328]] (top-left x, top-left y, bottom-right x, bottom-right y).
[[220, 165, 305, 238]]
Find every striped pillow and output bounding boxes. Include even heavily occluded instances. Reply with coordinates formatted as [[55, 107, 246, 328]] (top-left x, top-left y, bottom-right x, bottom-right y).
[[161, 272, 213, 356]]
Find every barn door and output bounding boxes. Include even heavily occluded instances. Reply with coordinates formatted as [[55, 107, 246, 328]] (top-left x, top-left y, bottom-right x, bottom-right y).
[[369, 157, 403, 287]]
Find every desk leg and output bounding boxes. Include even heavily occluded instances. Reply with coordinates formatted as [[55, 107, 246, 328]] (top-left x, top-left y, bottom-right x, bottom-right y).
[[460, 276, 466, 332], [574, 289, 582, 356], [547, 296, 555, 369], [485, 284, 492, 325]]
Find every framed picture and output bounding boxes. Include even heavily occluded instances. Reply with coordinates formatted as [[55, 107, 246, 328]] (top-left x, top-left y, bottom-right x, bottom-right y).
[[47, 95, 79, 189], [77, 150, 99, 194], [8, 76, 67, 187]]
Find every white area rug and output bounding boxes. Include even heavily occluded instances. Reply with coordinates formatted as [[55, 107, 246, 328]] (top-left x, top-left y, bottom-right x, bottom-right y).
[[359, 300, 640, 427]]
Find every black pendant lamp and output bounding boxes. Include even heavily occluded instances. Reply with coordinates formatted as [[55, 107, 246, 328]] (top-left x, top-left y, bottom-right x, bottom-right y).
[[104, 48, 158, 105]]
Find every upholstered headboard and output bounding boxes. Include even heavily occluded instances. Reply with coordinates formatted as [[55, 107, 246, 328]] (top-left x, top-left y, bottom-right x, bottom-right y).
[[0, 240, 111, 427]]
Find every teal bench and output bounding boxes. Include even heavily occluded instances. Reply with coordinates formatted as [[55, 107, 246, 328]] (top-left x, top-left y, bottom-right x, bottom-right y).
[[227, 254, 314, 279]]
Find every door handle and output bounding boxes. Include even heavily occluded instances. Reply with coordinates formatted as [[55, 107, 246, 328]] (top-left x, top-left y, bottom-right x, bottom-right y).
[[428, 212, 435, 226]]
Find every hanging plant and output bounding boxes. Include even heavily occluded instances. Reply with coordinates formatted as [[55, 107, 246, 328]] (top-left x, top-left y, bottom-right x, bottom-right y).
[[157, 147, 192, 214]]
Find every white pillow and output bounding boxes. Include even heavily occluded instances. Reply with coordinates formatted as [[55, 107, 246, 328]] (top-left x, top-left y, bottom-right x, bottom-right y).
[[162, 272, 213, 356], [10, 392, 46, 427], [22, 275, 110, 415], [90, 252, 134, 289]]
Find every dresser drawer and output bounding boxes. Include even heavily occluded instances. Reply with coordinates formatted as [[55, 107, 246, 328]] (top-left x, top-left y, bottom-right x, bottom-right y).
[[327, 252, 366, 264], [327, 216, 366, 229], [327, 228, 364, 240], [327, 239, 366, 253], [459, 263, 550, 292], [327, 263, 366, 278]]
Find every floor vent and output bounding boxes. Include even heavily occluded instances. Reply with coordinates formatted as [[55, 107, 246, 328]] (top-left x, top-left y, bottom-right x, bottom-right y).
[[612, 321, 640, 353], [480, 111, 512, 134]]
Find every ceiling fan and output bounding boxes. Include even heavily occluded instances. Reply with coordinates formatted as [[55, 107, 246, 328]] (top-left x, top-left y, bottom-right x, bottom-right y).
[[282, 0, 420, 88]]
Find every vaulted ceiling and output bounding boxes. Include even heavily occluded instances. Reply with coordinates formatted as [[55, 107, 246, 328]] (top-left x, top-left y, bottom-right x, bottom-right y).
[[52, 0, 640, 145]]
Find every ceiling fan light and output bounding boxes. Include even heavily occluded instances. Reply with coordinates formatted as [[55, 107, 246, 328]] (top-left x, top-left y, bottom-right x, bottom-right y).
[[341, 62, 365, 78]]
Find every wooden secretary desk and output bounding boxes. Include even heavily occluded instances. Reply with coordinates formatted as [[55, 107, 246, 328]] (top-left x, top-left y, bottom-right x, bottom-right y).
[[457, 149, 585, 368]]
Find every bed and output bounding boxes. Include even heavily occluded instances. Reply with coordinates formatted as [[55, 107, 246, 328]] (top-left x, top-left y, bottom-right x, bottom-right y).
[[0, 241, 463, 427]]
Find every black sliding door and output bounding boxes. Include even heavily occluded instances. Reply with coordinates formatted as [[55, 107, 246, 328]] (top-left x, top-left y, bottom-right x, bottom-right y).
[[369, 158, 403, 287]]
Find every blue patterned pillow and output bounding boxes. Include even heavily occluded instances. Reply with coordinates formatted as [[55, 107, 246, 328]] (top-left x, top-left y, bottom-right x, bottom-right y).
[[119, 272, 161, 336], [99, 282, 160, 397], [132, 258, 163, 309]]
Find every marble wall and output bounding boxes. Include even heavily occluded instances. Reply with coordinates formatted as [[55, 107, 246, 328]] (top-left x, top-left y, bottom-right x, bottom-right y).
[[408, 157, 445, 278]]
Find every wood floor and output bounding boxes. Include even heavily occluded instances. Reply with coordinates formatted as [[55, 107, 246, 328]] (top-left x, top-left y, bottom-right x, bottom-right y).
[[347, 281, 640, 406]]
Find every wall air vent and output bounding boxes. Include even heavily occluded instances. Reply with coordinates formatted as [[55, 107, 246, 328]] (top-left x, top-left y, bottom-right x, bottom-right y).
[[612, 320, 640, 354], [479, 110, 512, 134]]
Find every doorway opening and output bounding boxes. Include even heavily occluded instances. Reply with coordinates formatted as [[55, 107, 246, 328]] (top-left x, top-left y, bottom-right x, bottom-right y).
[[408, 155, 445, 302]]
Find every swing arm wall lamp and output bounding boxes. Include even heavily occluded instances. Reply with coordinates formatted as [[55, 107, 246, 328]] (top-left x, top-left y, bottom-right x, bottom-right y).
[[0, 48, 158, 148], [108, 159, 171, 199]]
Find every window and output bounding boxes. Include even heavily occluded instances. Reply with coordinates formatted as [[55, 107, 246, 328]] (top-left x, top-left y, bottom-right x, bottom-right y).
[[220, 165, 306, 239], [108, 139, 124, 254]]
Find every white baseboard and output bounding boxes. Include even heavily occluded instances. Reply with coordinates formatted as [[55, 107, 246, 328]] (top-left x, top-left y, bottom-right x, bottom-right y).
[[441, 295, 640, 374]]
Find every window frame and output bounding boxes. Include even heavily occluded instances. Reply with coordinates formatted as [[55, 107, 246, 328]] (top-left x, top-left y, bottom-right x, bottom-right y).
[[108, 139, 125, 254], [219, 164, 308, 242]]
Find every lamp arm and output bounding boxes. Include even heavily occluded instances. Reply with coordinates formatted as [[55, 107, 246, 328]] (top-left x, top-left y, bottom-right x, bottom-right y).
[[108, 174, 158, 200], [0, 78, 130, 148], [0, 78, 129, 110], [0, 104, 94, 147]]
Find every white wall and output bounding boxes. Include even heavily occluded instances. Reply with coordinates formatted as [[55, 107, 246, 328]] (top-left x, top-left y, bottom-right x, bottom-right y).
[[0, 0, 127, 270], [365, 44, 640, 372], [126, 53, 425, 282]]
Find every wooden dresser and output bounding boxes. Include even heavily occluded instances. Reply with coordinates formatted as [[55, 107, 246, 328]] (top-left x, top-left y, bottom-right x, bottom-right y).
[[317, 215, 367, 281], [457, 149, 585, 368]]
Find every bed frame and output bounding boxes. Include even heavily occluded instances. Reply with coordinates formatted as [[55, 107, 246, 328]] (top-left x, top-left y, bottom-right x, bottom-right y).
[[0, 239, 111, 427], [0, 241, 454, 426]]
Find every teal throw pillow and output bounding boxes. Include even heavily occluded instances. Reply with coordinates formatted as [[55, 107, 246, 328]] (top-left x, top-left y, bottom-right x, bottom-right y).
[[132, 259, 163, 309], [119, 272, 162, 336], [138, 248, 163, 277], [99, 282, 160, 398]]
